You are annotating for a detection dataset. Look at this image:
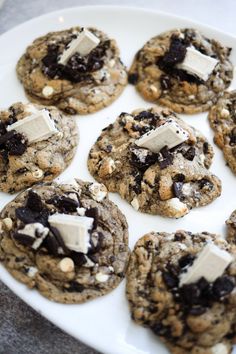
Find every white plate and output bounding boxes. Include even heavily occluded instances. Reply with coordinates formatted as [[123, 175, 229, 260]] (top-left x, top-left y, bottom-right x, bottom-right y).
[[0, 5, 236, 354]]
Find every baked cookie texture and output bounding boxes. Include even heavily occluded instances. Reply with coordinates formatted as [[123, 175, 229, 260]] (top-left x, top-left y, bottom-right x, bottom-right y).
[[126, 231, 236, 354], [226, 210, 236, 244], [16, 27, 127, 115], [208, 91, 236, 175], [88, 107, 221, 218], [0, 180, 129, 303], [128, 28, 233, 114], [0, 102, 78, 193]]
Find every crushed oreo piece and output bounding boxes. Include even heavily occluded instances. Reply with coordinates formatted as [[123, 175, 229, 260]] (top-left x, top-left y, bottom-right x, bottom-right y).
[[151, 323, 171, 338], [183, 147, 195, 161], [132, 170, 143, 194], [46, 195, 79, 212], [229, 128, 236, 146], [130, 147, 159, 171], [88, 232, 104, 254], [134, 110, 157, 122], [203, 142, 209, 154], [172, 181, 183, 199], [163, 271, 178, 289], [70, 252, 87, 266], [157, 146, 174, 169], [26, 191, 43, 212], [85, 207, 98, 229], [128, 72, 139, 84], [5, 132, 28, 156], [178, 254, 195, 269], [43, 226, 69, 256], [13, 232, 34, 247], [160, 75, 172, 90], [212, 276, 234, 299], [65, 281, 85, 293], [198, 178, 213, 190], [158, 36, 187, 69], [173, 174, 185, 182]]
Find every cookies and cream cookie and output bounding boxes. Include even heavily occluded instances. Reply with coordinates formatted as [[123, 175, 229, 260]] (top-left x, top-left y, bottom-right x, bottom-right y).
[[128, 28, 233, 114], [0, 179, 129, 303], [208, 90, 236, 175], [226, 210, 236, 244], [0, 102, 78, 193], [16, 27, 127, 114], [88, 107, 221, 218], [126, 230, 236, 354]]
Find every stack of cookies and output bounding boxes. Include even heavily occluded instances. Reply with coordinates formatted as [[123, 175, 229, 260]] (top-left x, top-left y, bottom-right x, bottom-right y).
[[0, 24, 236, 354]]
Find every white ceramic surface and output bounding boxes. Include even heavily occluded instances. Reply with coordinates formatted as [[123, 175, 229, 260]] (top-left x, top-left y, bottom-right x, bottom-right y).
[[0, 6, 236, 354]]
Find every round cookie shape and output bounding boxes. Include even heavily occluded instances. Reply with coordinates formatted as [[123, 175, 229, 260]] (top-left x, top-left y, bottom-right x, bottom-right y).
[[128, 28, 233, 114], [126, 231, 236, 354], [88, 107, 221, 218], [0, 180, 129, 303], [16, 27, 127, 115], [208, 90, 236, 175], [226, 210, 236, 244], [0, 102, 78, 193]]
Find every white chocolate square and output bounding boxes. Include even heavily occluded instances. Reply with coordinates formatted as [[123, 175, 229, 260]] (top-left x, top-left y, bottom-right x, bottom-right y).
[[48, 214, 94, 254], [135, 120, 189, 153], [177, 47, 219, 81], [7, 109, 58, 143], [59, 29, 100, 64], [180, 243, 233, 286]]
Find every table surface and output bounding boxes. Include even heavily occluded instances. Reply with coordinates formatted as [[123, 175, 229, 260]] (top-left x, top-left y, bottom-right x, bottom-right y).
[[0, 1, 236, 353]]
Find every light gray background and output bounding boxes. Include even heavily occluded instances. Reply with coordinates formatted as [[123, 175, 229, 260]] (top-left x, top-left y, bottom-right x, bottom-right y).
[[0, 1, 235, 353]]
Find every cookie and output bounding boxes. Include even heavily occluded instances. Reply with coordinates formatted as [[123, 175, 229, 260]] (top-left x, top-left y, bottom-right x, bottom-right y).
[[208, 91, 236, 175], [0, 102, 78, 193], [16, 27, 127, 115], [126, 231, 236, 354], [129, 28, 233, 114], [226, 210, 236, 244], [88, 107, 221, 218], [0, 179, 129, 303]]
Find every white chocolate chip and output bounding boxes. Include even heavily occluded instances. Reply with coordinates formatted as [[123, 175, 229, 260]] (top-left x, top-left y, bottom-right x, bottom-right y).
[[95, 272, 109, 282], [199, 154, 205, 164], [167, 198, 189, 217], [42, 86, 54, 97], [32, 169, 44, 179], [182, 183, 192, 196], [56, 132, 63, 139], [2, 217, 13, 231], [27, 266, 38, 278], [89, 182, 107, 202], [59, 258, 75, 273], [212, 343, 228, 354], [131, 197, 139, 211], [109, 59, 116, 68], [77, 207, 86, 216], [150, 84, 158, 93], [221, 108, 230, 118], [188, 95, 195, 100]]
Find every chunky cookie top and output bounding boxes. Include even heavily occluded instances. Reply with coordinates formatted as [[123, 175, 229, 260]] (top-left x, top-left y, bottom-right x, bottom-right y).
[[129, 28, 233, 114], [88, 106, 221, 218], [126, 231, 236, 354], [0, 180, 129, 303]]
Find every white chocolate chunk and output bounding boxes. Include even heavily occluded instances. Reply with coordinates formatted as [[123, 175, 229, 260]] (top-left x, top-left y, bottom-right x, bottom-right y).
[[177, 47, 219, 81], [167, 198, 189, 217], [18, 223, 49, 250], [27, 266, 38, 278], [7, 109, 58, 143], [2, 217, 13, 231], [77, 207, 86, 216], [89, 182, 107, 202], [131, 197, 139, 211], [59, 29, 100, 64], [135, 120, 189, 153], [212, 343, 228, 354], [48, 214, 94, 253], [95, 272, 109, 282], [59, 257, 75, 272], [180, 243, 233, 286], [42, 85, 54, 97]]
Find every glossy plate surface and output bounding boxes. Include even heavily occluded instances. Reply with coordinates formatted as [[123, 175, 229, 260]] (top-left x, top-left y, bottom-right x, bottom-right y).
[[0, 6, 236, 354]]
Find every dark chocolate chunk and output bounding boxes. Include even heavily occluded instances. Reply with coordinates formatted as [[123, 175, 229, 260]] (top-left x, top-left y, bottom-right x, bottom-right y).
[[0, 121, 7, 136], [128, 73, 139, 85], [15, 207, 39, 224], [229, 128, 236, 146], [0, 130, 16, 146], [188, 306, 207, 316], [160, 75, 172, 90], [163, 271, 178, 289], [173, 174, 185, 182], [85, 207, 98, 229], [46, 195, 79, 212], [26, 190, 43, 212], [183, 147, 195, 161], [178, 254, 195, 269], [13, 232, 34, 247], [212, 276, 234, 299], [172, 182, 183, 199], [70, 252, 87, 266], [151, 323, 171, 338], [203, 142, 209, 154], [132, 170, 143, 194], [65, 281, 85, 293]]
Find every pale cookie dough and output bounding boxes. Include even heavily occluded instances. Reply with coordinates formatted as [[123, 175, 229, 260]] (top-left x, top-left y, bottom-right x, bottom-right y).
[[88, 107, 221, 218], [226, 210, 236, 244], [16, 27, 127, 115], [0, 102, 78, 193], [208, 90, 236, 175], [126, 231, 236, 354], [0, 180, 129, 303], [128, 28, 233, 114]]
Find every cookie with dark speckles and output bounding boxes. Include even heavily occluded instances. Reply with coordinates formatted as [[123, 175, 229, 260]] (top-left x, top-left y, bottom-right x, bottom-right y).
[[126, 231, 236, 354], [129, 28, 233, 114], [226, 210, 236, 244], [16, 27, 127, 115], [208, 90, 236, 175], [0, 180, 129, 303], [88, 106, 221, 218], [0, 102, 78, 193]]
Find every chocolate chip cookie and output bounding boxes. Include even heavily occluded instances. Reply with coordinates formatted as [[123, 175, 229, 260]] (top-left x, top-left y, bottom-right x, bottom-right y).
[[0, 179, 129, 303], [126, 230, 236, 354], [129, 28, 233, 114], [208, 90, 236, 175], [88, 107, 221, 218], [16, 27, 127, 115], [226, 210, 236, 244], [0, 102, 78, 193]]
